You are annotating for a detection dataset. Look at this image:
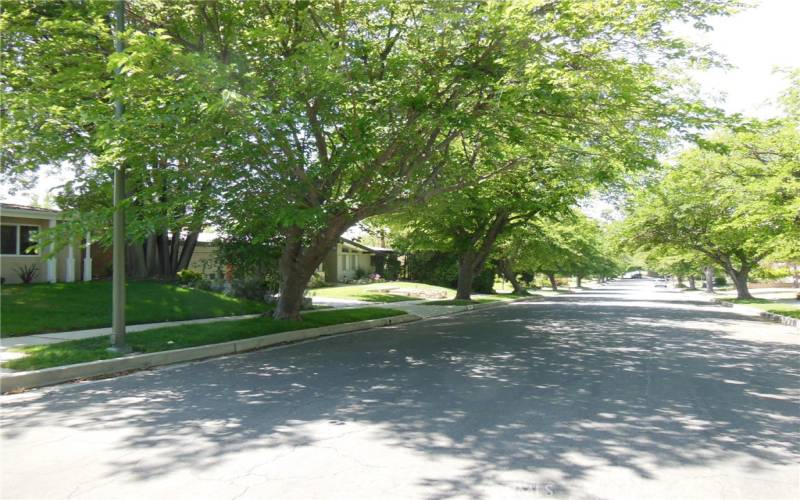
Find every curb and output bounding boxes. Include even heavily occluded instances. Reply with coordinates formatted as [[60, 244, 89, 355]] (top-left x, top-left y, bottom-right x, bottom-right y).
[[417, 295, 544, 316], [706, 296, 799, 330], [0, 313, 420, 394]]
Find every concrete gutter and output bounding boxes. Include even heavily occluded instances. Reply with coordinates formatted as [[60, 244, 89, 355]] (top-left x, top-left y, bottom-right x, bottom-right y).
[[0, 313, 420, 394], [706, 296, 799, 330]]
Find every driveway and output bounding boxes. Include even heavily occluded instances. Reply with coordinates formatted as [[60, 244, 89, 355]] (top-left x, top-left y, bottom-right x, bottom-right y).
[[1, 281, 798, 499]]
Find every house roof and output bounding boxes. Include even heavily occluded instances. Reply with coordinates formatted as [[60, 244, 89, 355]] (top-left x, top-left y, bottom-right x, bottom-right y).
[[0, 203, 62, 219], [340, 237, 395, 254]]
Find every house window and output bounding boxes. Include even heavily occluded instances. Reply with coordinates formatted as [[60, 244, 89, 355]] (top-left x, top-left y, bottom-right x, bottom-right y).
[[349, 254, 357, 270], [341, 254, 348, 271], [1, 224, 39, 255]]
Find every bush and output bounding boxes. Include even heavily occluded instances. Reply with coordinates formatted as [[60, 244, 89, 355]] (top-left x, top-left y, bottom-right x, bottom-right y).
[[354, 267, 367, 280], [230, 277, 270, 302], [15, 264, 39, 284], [473, 267, 495, 293], [384, 255, 401, 280], [176, 269, 203, 285], [308, 271, 327, 288], [406, 251, 494, 292], [714, 276, 727, 286], [194, 280, 214, 291]]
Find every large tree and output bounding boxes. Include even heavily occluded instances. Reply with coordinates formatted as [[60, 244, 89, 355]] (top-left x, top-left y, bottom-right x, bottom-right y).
[[3, 0, 739, 318], [621, 120, 799, 299], [497, 213, 619, 291]]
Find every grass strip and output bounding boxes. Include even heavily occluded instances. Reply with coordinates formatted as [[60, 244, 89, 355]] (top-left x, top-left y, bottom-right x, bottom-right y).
[[3, 307, 406, 371], [720, 298, 800, 320], [2, 280, 269, 337]]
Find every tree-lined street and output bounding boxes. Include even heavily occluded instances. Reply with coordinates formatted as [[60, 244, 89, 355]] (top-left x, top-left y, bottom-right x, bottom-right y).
[[2, 280, 797, 499]]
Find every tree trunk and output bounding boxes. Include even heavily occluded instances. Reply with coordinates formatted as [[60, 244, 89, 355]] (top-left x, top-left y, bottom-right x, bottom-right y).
[[146, 234, 160, 277], [687, 275, 696, 290], [127, 242, 148, 279], [705, 267, 714, 293], [453, 212, 510, 301], [727, 267, 753, 300], [547, 272, 557, 291], [177, 231, 200, 272], [498, 258, 527, 295], [274, 222, 349, 320], [676, 275, 684, 287], [157, 232, 170, 277], [168, 231, 181, 278], [455, 252, 477, 300], [576, 275, 583, 288]]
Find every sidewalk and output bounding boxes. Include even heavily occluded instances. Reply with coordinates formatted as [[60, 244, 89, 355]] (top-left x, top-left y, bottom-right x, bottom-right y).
[[0, 314, 265, 364]]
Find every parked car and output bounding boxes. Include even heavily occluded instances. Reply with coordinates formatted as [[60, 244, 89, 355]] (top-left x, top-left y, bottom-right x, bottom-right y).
[[654, 278, 667, 287]]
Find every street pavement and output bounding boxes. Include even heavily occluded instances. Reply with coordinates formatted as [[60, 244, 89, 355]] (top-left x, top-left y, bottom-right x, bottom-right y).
[[1, 280, 798, 499]]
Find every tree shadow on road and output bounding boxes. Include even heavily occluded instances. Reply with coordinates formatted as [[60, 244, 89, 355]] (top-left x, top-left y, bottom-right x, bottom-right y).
[[1, 290, 798, 499]]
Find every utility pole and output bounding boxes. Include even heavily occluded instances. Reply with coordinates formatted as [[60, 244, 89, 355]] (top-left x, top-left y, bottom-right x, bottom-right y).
[[110, 0, 130, 353]]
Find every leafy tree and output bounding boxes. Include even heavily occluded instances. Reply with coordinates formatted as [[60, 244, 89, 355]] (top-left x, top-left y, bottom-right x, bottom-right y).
[[642, 249, 708, 289], [2, 1, 236, 278], [3, 0, 739, 318], [496, 212, 620, 291], [621, 120, 799, 299]]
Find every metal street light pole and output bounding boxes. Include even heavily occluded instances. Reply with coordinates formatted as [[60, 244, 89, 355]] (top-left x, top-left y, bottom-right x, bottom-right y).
[[110, 0, 130, 353]]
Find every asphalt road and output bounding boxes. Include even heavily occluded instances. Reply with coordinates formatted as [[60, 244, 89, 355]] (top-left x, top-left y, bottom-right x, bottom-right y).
[[2, 281, 798, 500]]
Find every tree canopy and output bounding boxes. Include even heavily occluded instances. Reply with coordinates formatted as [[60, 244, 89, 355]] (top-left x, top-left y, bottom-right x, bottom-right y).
[[620, 118, 800, 298], [2, 0, 743, 317]]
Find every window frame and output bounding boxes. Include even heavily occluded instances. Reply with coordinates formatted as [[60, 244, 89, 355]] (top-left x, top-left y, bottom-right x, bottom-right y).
[[0, 223, 41, 256]]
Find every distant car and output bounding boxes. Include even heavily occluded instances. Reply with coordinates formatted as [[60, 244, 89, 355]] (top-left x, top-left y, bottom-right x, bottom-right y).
[[654, 278, 667, 287]]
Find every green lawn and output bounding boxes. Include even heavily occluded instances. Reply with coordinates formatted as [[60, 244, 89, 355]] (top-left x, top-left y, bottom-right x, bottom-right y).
[[3, 307, 406, 371], [720, 297, 800, 320], [1, 281, 270, 337], [309, 281, 455, 302]]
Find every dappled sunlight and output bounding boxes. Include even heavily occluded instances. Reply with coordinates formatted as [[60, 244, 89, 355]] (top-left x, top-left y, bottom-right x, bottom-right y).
[[1, 282, 798, 498]]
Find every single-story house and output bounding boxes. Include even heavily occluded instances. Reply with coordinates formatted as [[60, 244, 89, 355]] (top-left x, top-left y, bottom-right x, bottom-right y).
[[186, 236, 394, 284], [0, 203, 92, 284], [319, 238, 395, 283], [1, 204, 393, 285]]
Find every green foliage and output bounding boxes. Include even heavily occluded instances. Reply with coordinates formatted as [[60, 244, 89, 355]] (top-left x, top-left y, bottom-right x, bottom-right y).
[[405, 251, 494, 293], [383, 255, 401, 281], [308, 271, 327, 289], [497, 211, 623, 281], [620, 118, 799, 288], [215, 235, 282, 291], [229, 277, 271, 302], [2, 0, 742, 312], [14, 264, 39, 284], [176, 269, 203, 285]]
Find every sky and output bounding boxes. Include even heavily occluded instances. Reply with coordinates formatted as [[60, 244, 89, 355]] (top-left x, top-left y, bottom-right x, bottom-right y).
[[2, 0, 799, 209]]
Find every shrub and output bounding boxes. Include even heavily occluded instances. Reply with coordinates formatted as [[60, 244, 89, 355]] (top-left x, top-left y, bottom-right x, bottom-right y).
[[308, 271, 327, 288], [714, 276, 727, 286], [406, 251, 494, 292], [194, 280, 214, 291], [230, 277, 269, 301], [15, 264, 39, 284], [384, 254, 401, 280], [176, 269, 203, 285], [354, 267, 367, 280]]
